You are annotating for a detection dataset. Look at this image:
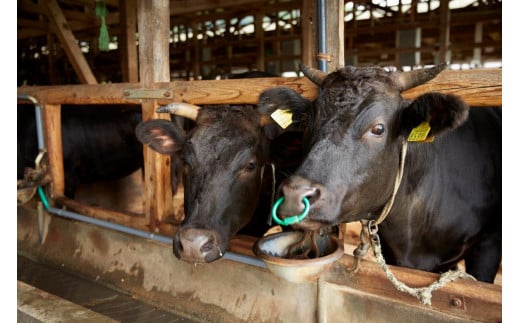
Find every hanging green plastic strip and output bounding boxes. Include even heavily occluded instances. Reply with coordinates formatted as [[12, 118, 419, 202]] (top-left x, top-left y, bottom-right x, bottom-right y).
[[271, 196, 310, 226], [95, 0, 110, 51]]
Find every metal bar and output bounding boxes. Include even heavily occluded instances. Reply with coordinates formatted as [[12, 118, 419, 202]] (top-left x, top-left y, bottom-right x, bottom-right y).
[[45, 206, 265, 268], [317, 0, 327, 72]]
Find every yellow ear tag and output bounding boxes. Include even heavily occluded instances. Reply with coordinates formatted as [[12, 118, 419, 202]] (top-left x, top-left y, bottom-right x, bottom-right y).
[[270, 109, 293, 129], [408, 121, 432, 142]]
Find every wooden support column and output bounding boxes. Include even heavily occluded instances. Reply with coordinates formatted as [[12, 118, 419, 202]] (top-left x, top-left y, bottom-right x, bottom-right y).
[[191, 21, 201, 78], [255, 13, 265, 71], [41, 104, 65, 199], [324, 0, 345, 71], [42, 0, 97, 84], [138, 0, 176, 229], [119, 0, 138, 83], [301, 0, 318, 68]]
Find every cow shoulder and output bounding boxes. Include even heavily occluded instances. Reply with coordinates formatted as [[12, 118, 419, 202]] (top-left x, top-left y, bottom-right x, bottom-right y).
[[135, 119, 185, 155], [398, 92, 469, 138]]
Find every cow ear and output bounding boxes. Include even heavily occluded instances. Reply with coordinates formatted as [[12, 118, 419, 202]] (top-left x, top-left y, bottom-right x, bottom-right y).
[[257, 87, 311, 139], [399, 92, 469, 138], [135, 119, 185, 155]]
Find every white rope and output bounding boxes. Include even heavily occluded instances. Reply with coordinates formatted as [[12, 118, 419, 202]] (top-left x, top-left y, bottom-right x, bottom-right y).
[[348, 140, 476, 305], [371, 235, 476, 305]]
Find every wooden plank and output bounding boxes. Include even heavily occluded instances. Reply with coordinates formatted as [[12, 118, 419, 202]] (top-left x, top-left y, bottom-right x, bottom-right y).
[[60, 198, 151, 231], [41, 104, 65, 199], [17, 68, 502, 107], [42, 0, 97, 84]]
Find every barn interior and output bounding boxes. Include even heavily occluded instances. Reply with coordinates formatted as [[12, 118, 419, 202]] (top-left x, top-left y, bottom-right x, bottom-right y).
[[17, 0, 502, 322]]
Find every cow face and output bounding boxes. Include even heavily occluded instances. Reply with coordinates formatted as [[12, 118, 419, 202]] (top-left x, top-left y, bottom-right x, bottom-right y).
[[262, 64, 468, 231], [136, 104, 306, 263]]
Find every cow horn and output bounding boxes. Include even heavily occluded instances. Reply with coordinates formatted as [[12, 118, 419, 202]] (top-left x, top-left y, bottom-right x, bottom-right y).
[[156, 102, 200, 121], [394, 63, 448, 91], [299, 63, 327, 85]]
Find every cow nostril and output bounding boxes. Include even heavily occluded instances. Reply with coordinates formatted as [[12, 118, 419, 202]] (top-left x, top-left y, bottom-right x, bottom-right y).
[[200, 236, 215, 253], [304, 187, 320, 204]]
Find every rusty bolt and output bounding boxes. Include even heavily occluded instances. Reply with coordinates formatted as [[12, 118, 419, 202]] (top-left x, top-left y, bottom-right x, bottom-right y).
[[164, 91, 171, 97], [123, 90, 130, 96]]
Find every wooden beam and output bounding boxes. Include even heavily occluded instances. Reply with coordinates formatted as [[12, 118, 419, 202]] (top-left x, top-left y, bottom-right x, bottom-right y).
[[17, 68, 503, 107], [42, 0, 97, 84], [119, 0, 138, 83], [138, 0, 176, 228]]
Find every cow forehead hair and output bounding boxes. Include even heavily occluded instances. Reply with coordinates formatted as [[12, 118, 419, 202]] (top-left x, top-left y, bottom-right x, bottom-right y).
[[323, 65, 397, 94], [196, 105, 260, 128]]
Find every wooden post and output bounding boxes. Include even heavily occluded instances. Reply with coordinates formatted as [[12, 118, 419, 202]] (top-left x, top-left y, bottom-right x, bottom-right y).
[[42, 104, 65, 199], [255, 13, 265, 71], [301, 0, 318, 68], [119, 0, 139, 83], [138, 0, 176, 229], [321, 0, 344, 71]]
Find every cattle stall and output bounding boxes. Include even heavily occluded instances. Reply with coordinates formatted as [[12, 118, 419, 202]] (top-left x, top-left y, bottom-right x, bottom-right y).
[[17, 67, 502, 323], [17, 1, 502, 322]]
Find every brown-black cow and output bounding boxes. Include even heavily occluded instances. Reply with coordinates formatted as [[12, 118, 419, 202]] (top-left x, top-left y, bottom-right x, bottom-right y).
[[135, 98, 307, 263], [262, 63, 501, 283]]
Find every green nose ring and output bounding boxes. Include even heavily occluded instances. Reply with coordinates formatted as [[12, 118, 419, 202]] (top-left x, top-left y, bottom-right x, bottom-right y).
[[271, 196, 310, 226]]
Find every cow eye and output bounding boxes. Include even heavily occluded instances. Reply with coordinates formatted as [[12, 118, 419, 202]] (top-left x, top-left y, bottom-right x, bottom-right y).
[[245, 161, 257, 172], [370, 124, 385, 136]]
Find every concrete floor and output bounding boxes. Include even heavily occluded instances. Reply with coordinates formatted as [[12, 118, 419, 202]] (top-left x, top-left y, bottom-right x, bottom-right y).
[[18, 255, 197, 322]]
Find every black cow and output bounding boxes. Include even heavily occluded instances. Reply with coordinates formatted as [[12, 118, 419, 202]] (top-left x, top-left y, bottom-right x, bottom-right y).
[[18, 104, 145, 199], [135, 99, 307, 263], [261, 64, 501, 283]]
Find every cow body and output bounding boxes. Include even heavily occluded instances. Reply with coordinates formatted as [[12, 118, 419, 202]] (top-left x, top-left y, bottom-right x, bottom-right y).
[[260, 64, 501, 283], [135, 102, 307, 263], [18, 104, 144, 198]]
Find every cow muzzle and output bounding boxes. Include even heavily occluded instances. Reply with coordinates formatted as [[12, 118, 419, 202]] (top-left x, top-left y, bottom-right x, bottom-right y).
[[275, 176, 321, 225], [173, 227, 224, 263]]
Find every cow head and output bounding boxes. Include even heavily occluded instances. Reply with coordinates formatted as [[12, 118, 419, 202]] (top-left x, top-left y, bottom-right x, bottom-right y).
[[135, 101, 307, 263], [261, 64, 469, 231]]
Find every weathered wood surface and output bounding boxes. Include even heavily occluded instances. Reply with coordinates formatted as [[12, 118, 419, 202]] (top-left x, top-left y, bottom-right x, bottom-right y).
[[17, 68, 502, 107], [322, 255, 502, 322], [138, 0, 176, 228], [41, 104, 65, 199]]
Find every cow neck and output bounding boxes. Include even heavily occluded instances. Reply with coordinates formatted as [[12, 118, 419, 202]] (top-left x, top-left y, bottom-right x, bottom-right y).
[[373, 139, 408, 226], [349, 140, 408, 272]]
